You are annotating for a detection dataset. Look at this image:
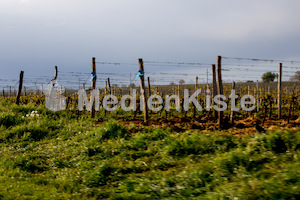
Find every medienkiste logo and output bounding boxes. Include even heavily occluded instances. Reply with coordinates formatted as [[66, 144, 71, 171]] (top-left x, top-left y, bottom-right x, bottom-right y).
[[44, 82, 256, 112]]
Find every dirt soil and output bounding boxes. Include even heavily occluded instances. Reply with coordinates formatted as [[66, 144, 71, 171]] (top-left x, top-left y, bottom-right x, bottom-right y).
[[116, 116, 300, 136]]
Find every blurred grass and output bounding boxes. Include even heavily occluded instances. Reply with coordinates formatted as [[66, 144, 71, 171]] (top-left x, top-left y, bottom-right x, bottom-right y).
[[0, 99, 299, 199]]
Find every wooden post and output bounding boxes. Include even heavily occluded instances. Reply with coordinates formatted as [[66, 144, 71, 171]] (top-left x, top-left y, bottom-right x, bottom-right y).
[[16, 71, 24, 105], [138, 58, 149, 123], [193, 76, 198, 118], [256, 80, 259, 112], [107, 78, 111, 95], [212, 64, 218, 119], [230, 81, 235, 124], [80, 83, 86, 111], [23, 86, 26, 96], [278, 63, 282, 119], [217, 56, 223, 128], [287, 84, 296, 123], [53, 66, 58, 80], [104, 81, 107, 94], [2, 89, 5, 97], [147, 77, 151, 96], [248, 85, 251, 116], [104, 81, 107, 116], [34, 83, 37, 94], [269, 99, 273, 120], [91, 57, 96, 118], [9, 86, 11, 97], [147, 77, 152, 114], [130, 86, 133, 96]]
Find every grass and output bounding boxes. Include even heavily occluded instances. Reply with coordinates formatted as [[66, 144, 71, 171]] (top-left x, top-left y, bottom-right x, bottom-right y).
[[0, 100, 299, 199]]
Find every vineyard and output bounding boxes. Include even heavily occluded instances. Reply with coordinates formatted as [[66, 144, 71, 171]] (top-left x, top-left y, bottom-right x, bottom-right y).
[[0, 56, 300, 199], [1, 79, 299, 130]]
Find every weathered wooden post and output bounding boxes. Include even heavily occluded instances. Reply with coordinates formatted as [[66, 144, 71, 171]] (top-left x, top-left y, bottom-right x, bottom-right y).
[[278, 63, 282, 119], [147, 76, 152, 114], [256, 80, 259, 112], [193, 76, 198, 118], [217, 56, 223, 128], [53, 66, 58, 80], [138, 58, 149, 123], [248, 85, 251, 116], [103, 81, 107, 116], [16, 71, 24, 105], [91, 57, 96, 118], [23, 86, 26, 96], [147, 77, 151, 97], [212, 64, 218, 119], [107, 78, 111, 95], [34, 83, 37, 94], [230, 81, 235, 125], [287, 84, 296, 123]]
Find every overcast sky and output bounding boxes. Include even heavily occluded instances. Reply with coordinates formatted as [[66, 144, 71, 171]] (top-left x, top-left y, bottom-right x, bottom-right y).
[[1, 0, 300, 79]]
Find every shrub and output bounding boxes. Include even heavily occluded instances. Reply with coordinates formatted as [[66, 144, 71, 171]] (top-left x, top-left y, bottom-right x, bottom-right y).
[[99, 121, 128, 140], [84, 163, 117, 187], [166, 133, 238, 157], [10, 103, 36, 115], [0, 112, 21, 128], [6, 124, 49, 141], [262, 72, 276, 83], [13, 155, 48, 173]]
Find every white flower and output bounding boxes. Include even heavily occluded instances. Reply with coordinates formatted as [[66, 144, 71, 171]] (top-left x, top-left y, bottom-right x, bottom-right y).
[[26, 114, 29, 117]]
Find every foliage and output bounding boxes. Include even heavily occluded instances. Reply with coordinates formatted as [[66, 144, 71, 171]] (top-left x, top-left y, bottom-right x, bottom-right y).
[[0, 100, 299, 199], [262, 71, 277, 83], [0, 112, 21, 128], [179, 79, 185, 85], [128, 83, 136, 88]]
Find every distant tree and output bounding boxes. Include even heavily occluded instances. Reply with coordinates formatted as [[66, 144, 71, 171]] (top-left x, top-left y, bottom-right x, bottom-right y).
[[290, 71, 300, 81], [262, 72, 276, 83], [169, 82, 175, 86], [179, 79, 185, 85], [128, 83, 136, 88]]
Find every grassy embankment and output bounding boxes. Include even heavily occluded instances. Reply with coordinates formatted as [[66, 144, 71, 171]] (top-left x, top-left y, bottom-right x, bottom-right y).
[[0, 100, 299, 199]]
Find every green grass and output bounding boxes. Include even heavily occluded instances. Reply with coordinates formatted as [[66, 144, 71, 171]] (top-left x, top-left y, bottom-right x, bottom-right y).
[[0, 100, 299, 199]]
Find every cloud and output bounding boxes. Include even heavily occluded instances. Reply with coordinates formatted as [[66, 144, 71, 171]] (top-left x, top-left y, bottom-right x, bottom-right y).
[[19, 0, 28, 5], [43, 22, 66, 29], [1, 0, 300, 78]]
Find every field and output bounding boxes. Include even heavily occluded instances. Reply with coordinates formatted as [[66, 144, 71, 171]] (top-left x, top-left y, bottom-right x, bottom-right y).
[[0, 82, 300, 199]]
